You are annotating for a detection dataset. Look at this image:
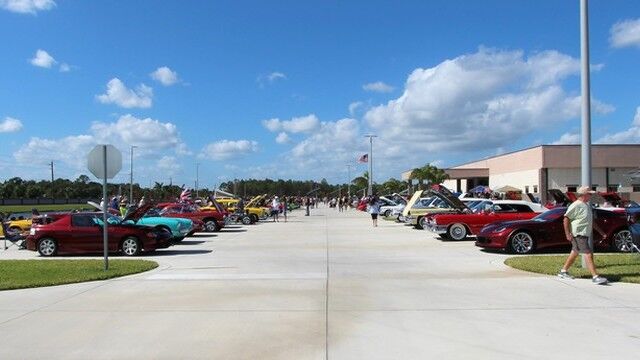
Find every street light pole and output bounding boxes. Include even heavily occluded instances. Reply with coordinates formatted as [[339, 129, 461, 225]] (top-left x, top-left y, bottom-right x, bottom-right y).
[[129, 145, 137, 203], [347, 164, 352, 200], [364, 135, 377, 196], [196, 163, 201, 199], [580, 0, 592, 268]]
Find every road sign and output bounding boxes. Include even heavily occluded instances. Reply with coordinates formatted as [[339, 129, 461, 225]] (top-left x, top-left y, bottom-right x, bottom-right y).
[[88, 145, 122, 179], [87, 145, 122, 271]]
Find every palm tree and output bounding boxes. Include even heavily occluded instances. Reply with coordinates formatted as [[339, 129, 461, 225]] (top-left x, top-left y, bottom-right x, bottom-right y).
[[410, 167, 429, 190], [352, 171, 369, 190]]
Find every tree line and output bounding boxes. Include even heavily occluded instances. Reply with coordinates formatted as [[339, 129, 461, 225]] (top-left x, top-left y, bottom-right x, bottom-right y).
[[0, 164, 449, 200]]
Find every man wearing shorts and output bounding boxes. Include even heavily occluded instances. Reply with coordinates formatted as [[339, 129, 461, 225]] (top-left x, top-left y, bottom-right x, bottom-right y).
[[558, 186, 608, 285]]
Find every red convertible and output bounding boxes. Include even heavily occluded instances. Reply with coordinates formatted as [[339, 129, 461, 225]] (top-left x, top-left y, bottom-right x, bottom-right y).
[[156, 203, 227, 232], [26, 205, 172, 257], [476, 207, 632, 254], [426, 200, 547, 241]]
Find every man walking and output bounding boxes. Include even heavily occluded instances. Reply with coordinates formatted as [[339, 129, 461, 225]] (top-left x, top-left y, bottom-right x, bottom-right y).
[[558, 186, 608, 285]]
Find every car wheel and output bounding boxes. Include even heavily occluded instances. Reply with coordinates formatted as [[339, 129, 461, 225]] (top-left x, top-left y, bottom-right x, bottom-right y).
[[508, 231, 535, 254], [415, 217, 424, 230], [204, 220, 219, 232], [384, 210, 391, 217], [250, 214, 259, 223], [241, 216, 252, 225], [38, 238, 57, 257], [447, 223, 467, 241], [121, 237, 141, 256], [419, 216, 430, 230], [612, 229, 633, 252]]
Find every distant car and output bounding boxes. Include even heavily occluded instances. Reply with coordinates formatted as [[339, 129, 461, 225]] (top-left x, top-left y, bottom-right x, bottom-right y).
[[476, 207, 633, 254], [156, 203, 226, 232], [26, 209, 172, 257], [379, 197, 405, 218], [426, 200, 547, 241]]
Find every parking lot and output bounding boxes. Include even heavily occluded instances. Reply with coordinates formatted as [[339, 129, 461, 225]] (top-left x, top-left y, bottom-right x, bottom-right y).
[[1, 206, 640, 360]]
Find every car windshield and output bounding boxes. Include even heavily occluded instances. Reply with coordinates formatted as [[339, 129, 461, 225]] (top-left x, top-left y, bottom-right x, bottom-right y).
[[145, 208, 161, 217], [93, 214, 123, 226]]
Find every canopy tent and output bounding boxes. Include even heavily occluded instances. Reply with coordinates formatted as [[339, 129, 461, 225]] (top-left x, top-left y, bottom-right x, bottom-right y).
[[494, 185, 522, 193]]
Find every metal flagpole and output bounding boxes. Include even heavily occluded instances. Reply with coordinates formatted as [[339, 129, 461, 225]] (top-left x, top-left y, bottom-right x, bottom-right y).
[[130, 145, 137, 204], [580, 0, 592, 267], [347, 164, 352, 200], [364, 135, 377, 196]]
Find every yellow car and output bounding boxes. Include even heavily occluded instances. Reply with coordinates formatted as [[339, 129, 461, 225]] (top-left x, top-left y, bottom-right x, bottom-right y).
[[0, 217, 32, 237], [204, 196, 270, 223], [401, 190, 461, 229]]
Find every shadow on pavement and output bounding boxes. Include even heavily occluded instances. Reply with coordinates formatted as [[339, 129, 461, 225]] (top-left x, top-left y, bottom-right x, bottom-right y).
[[177, 240, 206, 245], [188, 234, 217, 238], [151, 249, 213, 256], [221, 229, 247, 233]]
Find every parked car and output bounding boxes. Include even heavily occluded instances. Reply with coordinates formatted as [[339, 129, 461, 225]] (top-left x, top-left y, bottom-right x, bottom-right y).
[[156, 203, 226, 232], [426, 200, 547, 240], [401, 187, 466, 229], [26, 209, 172, 257], [379, 196, 405, 218], [476, 207, 633, 254]]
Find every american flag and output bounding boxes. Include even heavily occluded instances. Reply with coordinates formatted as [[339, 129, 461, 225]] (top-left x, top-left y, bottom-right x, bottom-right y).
[[358, 154, 368, 163], [180, 188, 192, 201]]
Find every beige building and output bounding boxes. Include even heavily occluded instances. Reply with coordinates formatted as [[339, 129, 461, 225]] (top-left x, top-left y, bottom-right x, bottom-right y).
[[401, 145, 640, 202]]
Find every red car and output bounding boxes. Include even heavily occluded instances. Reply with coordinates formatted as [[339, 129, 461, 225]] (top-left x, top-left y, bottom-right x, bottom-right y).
[[476, 207, 633, 254], [26, 205, 172, 257], [157, 203, 226, 232], [426, 200, 547, 241]]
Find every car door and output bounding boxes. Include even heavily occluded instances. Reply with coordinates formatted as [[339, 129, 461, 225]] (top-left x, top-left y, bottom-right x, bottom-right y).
[[70, 214, 101, 252]]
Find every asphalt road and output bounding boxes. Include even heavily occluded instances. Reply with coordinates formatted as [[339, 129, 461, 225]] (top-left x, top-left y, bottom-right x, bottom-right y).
[[1, 206, 639, 359]]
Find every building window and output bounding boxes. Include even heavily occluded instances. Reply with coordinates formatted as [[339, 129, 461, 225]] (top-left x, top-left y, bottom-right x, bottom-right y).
[[533, 185, 538, 193], [607, 185, 618, 192], [633, 185, 640, 192], [591, 185, 598, 191], [525, 186, 530, 193], [567, 185, 578, 192]]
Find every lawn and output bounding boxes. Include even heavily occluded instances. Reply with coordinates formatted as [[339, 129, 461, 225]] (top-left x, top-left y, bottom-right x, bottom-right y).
[[0, 204, 93, 214], [505, 254, 640, 284], [0, 259, 158, 290]]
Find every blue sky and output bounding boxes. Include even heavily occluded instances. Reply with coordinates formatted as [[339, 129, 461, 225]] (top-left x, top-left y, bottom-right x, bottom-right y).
[[1, 0, 640, 188]]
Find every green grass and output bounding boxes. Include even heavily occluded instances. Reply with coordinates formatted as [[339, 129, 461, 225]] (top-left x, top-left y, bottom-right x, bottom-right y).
[[0, 259, 158, 290], [0, 204, 93, 214], [505, 254, 640, 284]]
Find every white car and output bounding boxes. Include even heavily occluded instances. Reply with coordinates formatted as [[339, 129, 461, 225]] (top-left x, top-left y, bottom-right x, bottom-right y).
[[379, 197, 405, 218]]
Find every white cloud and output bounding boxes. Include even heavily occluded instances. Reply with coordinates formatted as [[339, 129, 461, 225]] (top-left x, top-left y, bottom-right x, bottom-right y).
[[262, 114, 320, 133], [364, 48, 611, 157], [59, 63, 71, 72], [150, 66, 179, 86], [348, 101, 364, 117], [0, 117, 23, 133], [275, 132, 290, 144], [610, 18, 640, 48], [90, 114, 182, 150], [0, 0, 56, 14], [552, 132, 580, 145], [257, 71, 287, 87], [30, 49, 56, 68], [156, 156, 181, 175], [363, 81, 394, 93], [14, 135, 95, 166], [596, 107, 640, 143], [200, 140, 258, 161], [96, 78, 153, 108]]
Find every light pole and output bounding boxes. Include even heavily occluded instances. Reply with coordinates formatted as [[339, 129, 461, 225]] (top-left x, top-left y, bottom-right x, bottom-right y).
[[580, 0, 592, 267], [129, 145, 137, 203], [196, 163, 201, 199], [346, 164, 352, 200], [364, 135, 377, 196]]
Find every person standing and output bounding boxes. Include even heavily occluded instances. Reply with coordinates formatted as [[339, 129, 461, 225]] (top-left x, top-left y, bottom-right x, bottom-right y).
[[558, 186, 608, 285], [282, 197, 288, 223], [368, 195, 381, 227], [305, 197, 310, 216], [271, 196, 280, 222]]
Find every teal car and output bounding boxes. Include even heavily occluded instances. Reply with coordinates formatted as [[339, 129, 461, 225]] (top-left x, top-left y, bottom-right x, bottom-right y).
[[88, 202, 193, 242]]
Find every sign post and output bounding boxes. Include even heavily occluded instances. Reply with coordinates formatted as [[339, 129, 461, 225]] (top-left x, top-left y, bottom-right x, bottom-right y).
[[88, 145, 122, 270]]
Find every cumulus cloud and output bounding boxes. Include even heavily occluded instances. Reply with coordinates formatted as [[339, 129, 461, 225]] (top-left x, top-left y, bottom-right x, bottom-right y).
[[363, 81, 394, 93], [257, 71, 287, 87], [596, 107, 640, 143], [275, 132, 290, 144], [156, 156, 181, 175], [610, 18, 640, 48], [150, 66, 179, 86], [364, 48, 611, 156], [59, 63, 71, 72], [0, 0, 56, 14], [262, 114, 320, 133], [0, 117, 23, 132], [96, 78, 153, 108], [348, 101, 364, 117], [552, 132, 580, 145], [200, 140, 258, 161], [30, 49, 56, 68], [13, 114, 187, 172]]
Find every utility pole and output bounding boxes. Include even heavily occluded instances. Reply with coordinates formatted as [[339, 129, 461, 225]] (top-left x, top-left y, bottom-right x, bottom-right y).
[[580, 0, 592, 267], [129, 145, 137, 203], [49, 161, 54, 198], [347, 164, 352, 200], [364, 135, 377, 196], [195, 163, 201, 199]]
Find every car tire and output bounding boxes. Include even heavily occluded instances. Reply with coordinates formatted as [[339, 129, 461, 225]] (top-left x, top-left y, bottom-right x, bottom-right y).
[[415, 217, 424, 230], [508, 231, 535, 254], [37, 238, 57, 257], [447, 223, 467, 241], [419, 216, 430, 230], [241, 216, 253, 225], [121, 237, 141, 256], [204, 220, 219, 232], [384, 210, 391, 217], [250, 214, 259, 223], [612, 229, 633, 252]]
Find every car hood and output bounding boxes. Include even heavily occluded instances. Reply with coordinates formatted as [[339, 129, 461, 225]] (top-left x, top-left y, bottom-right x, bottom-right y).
[[547, 189, 571, 205], [431, 185, 468, 211], [123, 204, 155, 222], [402, 190, 423, 216]]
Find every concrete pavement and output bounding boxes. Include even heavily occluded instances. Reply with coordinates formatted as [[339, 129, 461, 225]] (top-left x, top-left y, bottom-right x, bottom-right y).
[[1, 206, 640, 359]]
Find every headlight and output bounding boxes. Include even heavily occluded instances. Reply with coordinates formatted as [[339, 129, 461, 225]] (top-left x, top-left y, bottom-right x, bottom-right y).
[[30, 228, 36, 235], [493, 226, 508, 233]]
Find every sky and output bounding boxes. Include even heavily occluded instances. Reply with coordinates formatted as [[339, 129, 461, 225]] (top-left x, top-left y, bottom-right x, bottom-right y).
[[1, 0, 640, 189]]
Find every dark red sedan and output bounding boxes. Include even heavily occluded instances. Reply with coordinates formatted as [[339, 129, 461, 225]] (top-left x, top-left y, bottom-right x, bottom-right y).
[[475, 207, 633, 254], [26, 211, 172, 257]]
